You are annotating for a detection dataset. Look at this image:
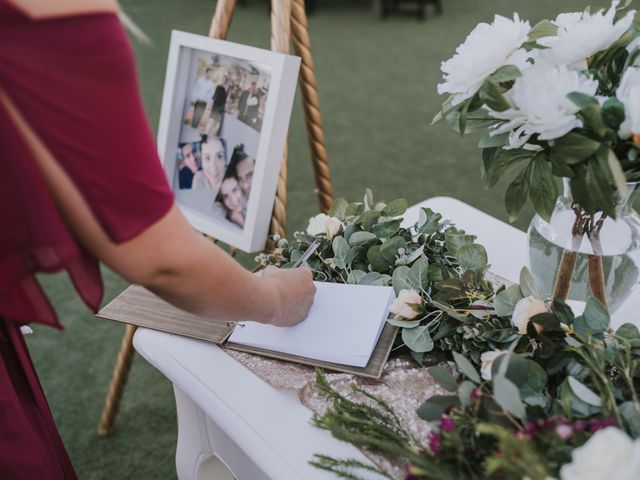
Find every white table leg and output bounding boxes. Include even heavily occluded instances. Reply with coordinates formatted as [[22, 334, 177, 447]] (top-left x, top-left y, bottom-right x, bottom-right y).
[[174, 385, 269, 480]]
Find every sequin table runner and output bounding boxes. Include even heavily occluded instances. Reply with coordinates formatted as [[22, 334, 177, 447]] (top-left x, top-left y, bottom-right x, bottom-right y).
[[223, 349, 444, 478]]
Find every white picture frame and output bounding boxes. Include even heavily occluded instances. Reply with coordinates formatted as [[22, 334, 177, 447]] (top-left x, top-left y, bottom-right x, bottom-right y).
[[157, 30, 301, 252]]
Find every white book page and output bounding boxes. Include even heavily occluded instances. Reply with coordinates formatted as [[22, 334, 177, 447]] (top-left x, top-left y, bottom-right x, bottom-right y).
[[228, 282, 396, 367]]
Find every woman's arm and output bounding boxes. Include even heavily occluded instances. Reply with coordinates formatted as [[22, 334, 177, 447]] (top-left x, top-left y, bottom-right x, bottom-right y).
[[1, 89, 316, 327]]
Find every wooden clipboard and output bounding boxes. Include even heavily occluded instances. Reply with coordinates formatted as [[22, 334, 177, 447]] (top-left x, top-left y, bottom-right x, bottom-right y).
[[96, 285, 398, 379]]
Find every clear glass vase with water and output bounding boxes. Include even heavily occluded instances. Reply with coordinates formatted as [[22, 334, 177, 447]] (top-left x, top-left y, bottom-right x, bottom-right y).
[[528, 180, 640, 312]]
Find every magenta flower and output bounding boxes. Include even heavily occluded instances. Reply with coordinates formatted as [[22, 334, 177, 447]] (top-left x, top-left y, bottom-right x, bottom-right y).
[[427, 432, 441, 455], [440, 415, 455, 432]]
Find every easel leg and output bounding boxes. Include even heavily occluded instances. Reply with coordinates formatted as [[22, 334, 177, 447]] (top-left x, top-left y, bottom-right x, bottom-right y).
[[269, 0, 292, 238], [98, 324, 138, 436], [291, 0, 333, 213]]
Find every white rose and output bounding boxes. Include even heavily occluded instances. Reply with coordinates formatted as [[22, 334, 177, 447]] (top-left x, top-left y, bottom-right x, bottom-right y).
[[560, 427, 640, 480], [389, 289, 422, 320], [616, 67, 640, 138], [480, 350, 507, 381], [511, 295, 548, 335], [324, 216, 343, 241], [306, 213, 343, 240], [438, 13, 531, 106], [538, 1, 635, 70], [490, 64, 598, 149], [306, 213, 329, 237]]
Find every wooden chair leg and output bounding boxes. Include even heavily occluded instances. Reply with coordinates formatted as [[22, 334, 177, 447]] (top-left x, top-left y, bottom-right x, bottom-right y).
[[97, 324, 138, 437]]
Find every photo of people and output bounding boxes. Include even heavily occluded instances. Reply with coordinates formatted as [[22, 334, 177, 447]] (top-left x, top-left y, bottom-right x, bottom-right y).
[[173, 47, 272, 231]]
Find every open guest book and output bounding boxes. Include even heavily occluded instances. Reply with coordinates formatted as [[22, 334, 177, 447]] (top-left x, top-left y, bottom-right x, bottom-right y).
[[96, 282, 398, 379]]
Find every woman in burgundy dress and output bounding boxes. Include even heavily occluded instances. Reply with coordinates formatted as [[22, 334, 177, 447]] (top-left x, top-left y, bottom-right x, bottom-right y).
[[0, 1, 315, 478]]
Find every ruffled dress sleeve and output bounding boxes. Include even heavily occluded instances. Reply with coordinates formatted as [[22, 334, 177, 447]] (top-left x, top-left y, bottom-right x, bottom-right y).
[[0, 5, 174, 327]]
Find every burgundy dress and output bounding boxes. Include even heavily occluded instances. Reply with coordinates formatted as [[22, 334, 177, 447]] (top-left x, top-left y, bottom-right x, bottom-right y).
[[0, 4, 174, 478]]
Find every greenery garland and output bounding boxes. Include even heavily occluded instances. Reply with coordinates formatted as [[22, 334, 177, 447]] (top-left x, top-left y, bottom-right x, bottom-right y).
[[257, 190, 640, 479]]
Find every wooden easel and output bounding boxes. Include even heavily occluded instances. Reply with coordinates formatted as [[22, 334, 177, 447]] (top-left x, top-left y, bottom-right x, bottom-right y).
[[97, 0, 333, 436]]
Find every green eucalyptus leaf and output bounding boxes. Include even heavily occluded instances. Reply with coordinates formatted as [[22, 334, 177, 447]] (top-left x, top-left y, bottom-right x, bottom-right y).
[[346, 269, 367, 284], [402, 324, 434, 353], [370, 219, 402, 239], [452, 351, 481, 384], [444, 230, 475, 256], [583, 296, 610, 334], [328, 197, 349, 220], [428, 366, 458, 392], [360, 210, 381, 230], [568, 376, 602, 407], [408, 257, 430, 290], [417, 395, 460, 421], [359, 271, 390, 286], [364, 188, 374, 211], [387, 317, 421, 328], [381, 199, 408, 217], [493, 375, 527, 418], [418, 208, 442, 235], [349, 231, 378, 247], [620, 401, 640, 438], [380, 236, 406, 263], [367, 245, 391, 273], [519, 267, 542, 299], [346, 245, 366, 268], [456, 244, 488, 272], [494, 284, 524, 317], [332, 236, 350, 263], [391, 266, 412, 294], [616, 323, 640, 347], [492, 353, 529, 387], [458, 381, 476, 407]]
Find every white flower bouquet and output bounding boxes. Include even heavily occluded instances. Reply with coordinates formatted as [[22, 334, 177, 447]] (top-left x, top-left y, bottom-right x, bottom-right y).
[[435, 0, 640, 220]]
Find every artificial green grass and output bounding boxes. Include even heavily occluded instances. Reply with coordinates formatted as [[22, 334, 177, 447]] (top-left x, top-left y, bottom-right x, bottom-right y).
[[28, 0, 600, 478]]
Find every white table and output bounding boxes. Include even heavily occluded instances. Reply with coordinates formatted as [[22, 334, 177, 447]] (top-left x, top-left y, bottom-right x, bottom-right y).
[[133, 196, 640, 479]]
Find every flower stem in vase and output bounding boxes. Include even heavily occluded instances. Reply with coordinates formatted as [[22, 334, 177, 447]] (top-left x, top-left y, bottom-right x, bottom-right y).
[[552, 249, 578, 302], [586, 214, 608, 308]]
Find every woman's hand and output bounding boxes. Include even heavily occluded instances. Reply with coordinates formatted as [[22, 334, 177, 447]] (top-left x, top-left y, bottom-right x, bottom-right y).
[[261, 266, 316, 327]]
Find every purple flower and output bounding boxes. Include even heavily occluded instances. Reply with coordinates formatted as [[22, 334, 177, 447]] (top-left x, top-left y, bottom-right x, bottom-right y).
[[440, 415, 455, 433], [427, 432, 441, 455], [470, 388, 482, 403]]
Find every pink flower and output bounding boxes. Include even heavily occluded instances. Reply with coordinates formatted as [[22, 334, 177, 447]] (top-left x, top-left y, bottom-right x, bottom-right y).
[[556, 424, 573, 439]]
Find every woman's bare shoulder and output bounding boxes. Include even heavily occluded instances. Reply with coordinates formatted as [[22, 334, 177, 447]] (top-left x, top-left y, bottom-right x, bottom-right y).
[[7, 0, 119, 19]]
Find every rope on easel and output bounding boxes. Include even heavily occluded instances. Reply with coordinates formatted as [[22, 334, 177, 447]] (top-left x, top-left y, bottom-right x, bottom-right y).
[[269, 0, 292, 238], [291, 0, 333, 213], [97, 324, 137, 436], [209, 0, 237, 39]]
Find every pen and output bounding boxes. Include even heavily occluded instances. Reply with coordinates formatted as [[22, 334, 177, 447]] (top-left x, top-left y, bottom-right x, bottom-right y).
[[293, 238, 322, 268]]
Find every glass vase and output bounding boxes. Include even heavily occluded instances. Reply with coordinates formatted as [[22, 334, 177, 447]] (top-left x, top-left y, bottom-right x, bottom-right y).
[[528, 179, 640, 312]]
